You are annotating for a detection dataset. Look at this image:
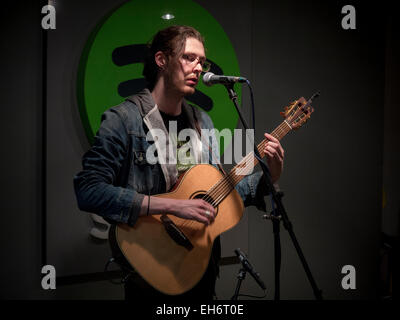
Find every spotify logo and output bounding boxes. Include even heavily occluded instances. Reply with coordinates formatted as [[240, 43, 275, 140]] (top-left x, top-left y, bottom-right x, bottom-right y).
[[77, 0, 241, 154]]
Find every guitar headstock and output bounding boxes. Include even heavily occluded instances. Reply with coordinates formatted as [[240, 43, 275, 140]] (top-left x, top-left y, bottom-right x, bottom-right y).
[[280, 97, 314, 130]]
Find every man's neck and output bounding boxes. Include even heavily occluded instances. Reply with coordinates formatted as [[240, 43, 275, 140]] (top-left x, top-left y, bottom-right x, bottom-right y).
[[151, 79, 183, 116]]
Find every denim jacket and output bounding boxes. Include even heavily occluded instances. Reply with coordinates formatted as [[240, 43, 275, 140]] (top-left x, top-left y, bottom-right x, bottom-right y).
[[74, 89, 268, 227]]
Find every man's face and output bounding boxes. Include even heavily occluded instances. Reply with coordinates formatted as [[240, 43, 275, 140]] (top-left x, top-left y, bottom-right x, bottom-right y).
[[164, 37, 206, 96]]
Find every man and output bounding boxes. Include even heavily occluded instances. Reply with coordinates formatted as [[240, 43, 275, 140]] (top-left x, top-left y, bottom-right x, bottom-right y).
[[74, 25, 284, 301]]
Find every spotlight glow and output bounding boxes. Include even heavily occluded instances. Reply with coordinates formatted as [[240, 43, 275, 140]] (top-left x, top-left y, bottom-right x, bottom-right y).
[[161, 13, 175, 20]]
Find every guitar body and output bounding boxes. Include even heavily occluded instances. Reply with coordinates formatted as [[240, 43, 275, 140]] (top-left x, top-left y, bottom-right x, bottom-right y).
[[115, 164, 244, 295]]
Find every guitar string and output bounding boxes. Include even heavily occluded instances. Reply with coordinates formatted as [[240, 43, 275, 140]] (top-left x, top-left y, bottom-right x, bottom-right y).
[[201, 122, 290, 207], [192, 103, 308, 216], [210, 138, 269, 204], [208, 120, 291, 206], [202, 123, 288, 207], [203, 125, 287, 208], [208, 127, 285, 206], [208, 132, 275, 205], [200, 130, 273, 206], [206, 141, 268, 206]]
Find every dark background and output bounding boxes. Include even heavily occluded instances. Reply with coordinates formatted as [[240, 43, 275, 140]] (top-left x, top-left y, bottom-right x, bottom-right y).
[[0, 0, 398, 300]]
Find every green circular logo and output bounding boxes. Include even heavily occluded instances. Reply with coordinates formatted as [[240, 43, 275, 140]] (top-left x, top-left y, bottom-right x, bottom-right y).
[[77, 0, 241, 155]]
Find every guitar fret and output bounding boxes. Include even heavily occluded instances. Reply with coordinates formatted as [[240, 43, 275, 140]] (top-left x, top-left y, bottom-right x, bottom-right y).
[[284, 120, 292, 130], [207, 120, 292, 205]]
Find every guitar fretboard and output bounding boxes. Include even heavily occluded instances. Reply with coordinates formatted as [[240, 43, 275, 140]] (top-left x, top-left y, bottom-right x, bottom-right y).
[[202, 120, 292, 207]]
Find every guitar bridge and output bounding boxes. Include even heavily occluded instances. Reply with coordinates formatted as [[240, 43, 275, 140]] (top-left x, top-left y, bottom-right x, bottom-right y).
[[160, 215, 194, 251]]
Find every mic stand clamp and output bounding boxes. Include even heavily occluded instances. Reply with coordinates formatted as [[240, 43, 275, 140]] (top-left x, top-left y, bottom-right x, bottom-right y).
[[231, 268, 247, 300], [263, 213, 282, 221], [263, 192, 284, 220]]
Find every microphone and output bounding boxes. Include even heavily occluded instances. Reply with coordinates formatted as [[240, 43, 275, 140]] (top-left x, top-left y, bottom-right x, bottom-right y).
[[202, 72, 247, 86], [235, 248, 266, 290]]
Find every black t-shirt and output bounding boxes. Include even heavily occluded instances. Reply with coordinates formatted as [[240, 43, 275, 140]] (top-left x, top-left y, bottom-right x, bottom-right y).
[[159, 109, 197, 175], [159, 109, 191, 134]]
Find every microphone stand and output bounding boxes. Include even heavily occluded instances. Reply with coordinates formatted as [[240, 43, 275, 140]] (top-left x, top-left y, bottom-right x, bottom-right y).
[[231, 268, 247, 301], [224, 83, 323, 300]]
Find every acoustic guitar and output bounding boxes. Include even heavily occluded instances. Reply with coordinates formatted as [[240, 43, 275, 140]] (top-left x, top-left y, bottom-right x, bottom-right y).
[[112, 96, 315, 295]]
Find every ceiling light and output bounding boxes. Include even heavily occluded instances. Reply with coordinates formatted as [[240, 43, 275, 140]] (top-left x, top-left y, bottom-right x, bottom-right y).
[[161, 13, 175, 20]]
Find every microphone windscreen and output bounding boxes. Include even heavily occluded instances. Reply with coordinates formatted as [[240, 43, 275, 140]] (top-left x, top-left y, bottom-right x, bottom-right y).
[[202, 72, 214, 86]]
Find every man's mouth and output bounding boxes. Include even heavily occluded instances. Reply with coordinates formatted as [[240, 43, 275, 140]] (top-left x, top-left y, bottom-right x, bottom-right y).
[[186, 77, 198, 86]]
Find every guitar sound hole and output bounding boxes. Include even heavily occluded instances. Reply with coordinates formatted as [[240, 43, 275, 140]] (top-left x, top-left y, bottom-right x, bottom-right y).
[[190, 191, 219, 215]]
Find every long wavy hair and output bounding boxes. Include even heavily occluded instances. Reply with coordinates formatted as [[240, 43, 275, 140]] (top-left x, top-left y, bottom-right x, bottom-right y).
[[142, 25, 205, 90]]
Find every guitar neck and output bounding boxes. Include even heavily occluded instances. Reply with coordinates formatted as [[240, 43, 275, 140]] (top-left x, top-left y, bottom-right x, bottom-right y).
[[206, 120, 292, 207], [229, 120, 292, 184], [204, 96, 315, 207]]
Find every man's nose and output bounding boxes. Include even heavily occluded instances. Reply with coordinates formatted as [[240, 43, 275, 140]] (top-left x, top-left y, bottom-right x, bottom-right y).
[[193, 61, 203, 73]]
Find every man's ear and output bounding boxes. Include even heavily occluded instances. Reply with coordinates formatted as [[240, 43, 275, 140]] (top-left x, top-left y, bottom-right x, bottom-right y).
[[154, 51, 167, 70]]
